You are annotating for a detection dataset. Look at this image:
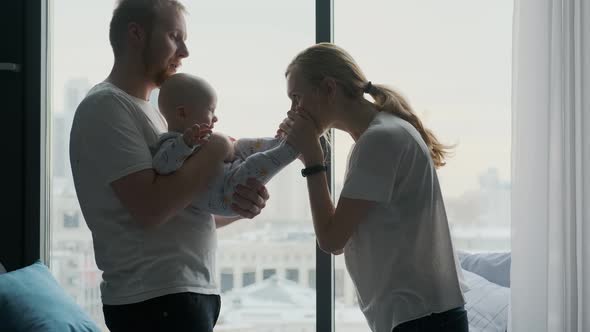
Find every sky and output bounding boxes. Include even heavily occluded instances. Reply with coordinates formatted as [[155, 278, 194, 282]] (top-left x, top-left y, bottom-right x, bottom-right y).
[[50, 0, 513, 198]]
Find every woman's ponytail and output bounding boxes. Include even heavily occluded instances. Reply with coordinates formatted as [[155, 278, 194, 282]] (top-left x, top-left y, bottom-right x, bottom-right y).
[[366, 83, 452, 168]]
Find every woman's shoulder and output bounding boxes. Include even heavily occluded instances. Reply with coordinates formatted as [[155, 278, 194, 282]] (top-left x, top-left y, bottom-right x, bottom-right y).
[[360, 112, 413, 144], [354, 112, 430, 162]]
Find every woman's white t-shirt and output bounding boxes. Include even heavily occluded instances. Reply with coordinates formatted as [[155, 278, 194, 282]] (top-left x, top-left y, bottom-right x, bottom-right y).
[[341, 111, 466, 332]]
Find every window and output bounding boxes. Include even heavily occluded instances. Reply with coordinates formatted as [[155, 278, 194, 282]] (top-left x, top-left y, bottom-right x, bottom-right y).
[[333, 1, 513, 330], [46, 1, 511, 331], [262, 268, 277, 280], [286, 268, 300, 283], [63, 211, 80, 228], [220, 268, 234, 293], [49, 1, 315, 331], [334, 0, 513, 252], [242, 270, 256, 287]]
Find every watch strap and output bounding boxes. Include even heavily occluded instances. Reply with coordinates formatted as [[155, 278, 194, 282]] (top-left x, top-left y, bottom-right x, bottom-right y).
[[301, 164, 328, 177]]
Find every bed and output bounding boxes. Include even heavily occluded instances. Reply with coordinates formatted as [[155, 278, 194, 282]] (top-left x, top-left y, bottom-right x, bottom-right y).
[[458, 251, 511, 332]]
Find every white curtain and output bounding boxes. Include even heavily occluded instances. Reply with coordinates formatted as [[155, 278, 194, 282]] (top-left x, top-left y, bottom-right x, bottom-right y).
[[511, 0, 590, 331]]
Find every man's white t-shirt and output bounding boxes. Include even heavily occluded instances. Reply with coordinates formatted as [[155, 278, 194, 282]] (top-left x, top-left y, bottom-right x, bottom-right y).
[[341, 111, 466, 332], [70, 82, 218, 305]]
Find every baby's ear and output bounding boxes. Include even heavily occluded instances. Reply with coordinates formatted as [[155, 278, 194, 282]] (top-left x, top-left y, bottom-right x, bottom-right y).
[[176, 105, 186, 118]]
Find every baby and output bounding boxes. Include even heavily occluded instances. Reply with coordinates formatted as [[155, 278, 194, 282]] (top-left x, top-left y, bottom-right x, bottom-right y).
[[153, 73, 299, 217]]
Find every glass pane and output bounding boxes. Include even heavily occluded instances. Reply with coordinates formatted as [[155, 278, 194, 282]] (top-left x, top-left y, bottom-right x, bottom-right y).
[[333, 1, 513, 331], [49, 2, 114, 329], [49, 1, 315, 331], [187, 3, 316, 331]]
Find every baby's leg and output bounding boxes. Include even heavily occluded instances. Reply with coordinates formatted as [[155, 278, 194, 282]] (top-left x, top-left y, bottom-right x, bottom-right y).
[[189, 140, 299, 217], [233, 137, 282, 160], [223, 140, 299, 200], [189, 163, 240, 217]]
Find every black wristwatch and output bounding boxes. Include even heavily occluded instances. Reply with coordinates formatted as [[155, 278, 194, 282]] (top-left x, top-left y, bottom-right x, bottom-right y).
[[301, 164, 328, 177]]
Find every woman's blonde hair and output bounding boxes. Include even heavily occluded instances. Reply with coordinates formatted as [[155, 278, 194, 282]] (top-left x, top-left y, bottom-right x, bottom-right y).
[[286, 43, 452, 168]]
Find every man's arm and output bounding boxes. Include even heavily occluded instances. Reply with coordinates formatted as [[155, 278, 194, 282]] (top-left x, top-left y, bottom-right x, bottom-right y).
[[112, 133, 230, 227]]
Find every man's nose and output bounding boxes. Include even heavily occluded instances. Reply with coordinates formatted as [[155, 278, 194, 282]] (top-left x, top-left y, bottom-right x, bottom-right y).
[[212, 115, 218, 123], [178, 41, 189, 58]]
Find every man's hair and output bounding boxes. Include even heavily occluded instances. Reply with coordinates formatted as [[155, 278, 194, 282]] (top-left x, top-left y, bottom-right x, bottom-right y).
[[109, 0, 186, 57]]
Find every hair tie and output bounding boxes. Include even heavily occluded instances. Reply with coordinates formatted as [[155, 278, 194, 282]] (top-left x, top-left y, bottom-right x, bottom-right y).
[[363, 81, 373, 94]]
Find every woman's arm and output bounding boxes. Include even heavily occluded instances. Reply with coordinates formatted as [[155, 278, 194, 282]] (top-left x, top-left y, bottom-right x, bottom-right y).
[[283, 111, 375, 254], [303, 165, 375, 253], [306, 174, 368, 253]]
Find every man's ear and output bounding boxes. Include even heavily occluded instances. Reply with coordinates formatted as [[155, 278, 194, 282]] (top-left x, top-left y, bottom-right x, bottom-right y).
[[127, 22, 147, 49]]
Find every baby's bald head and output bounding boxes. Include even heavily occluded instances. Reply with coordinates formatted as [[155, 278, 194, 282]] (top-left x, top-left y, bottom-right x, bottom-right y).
[[158, 73, 218, 131]]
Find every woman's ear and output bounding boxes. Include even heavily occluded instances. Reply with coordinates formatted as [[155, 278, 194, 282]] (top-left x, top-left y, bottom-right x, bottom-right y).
[[320, 77, 337, 101]]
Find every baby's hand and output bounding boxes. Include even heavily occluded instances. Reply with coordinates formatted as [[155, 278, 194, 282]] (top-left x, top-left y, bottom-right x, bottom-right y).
[[183, 123, 212, 147]]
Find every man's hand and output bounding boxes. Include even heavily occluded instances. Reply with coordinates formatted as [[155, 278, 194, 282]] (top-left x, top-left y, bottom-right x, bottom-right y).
[[183, 123, 212, 147], [231, 178, 269, 219]]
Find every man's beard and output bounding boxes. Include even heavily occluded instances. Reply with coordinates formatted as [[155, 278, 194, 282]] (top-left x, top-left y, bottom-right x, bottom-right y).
[[142, 42, 172, 87], [153, 67, 171, 87]]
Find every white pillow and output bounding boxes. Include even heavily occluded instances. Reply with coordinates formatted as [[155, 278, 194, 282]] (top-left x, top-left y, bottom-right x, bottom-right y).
[[458, 251, 511, 287], [463, 269, 509, 332]]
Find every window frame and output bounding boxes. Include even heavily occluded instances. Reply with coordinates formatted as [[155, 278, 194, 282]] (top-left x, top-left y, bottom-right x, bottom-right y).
[[21, 0, 49, 269], [315, 1, 335, 332]]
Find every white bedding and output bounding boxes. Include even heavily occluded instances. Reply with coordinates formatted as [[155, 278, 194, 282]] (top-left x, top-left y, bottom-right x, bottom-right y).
[[463, 269, 509, 332]]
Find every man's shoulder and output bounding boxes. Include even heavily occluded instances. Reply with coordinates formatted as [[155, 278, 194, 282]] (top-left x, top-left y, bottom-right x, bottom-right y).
[[75, 82, 141, 125], [79, 82, 127, 109]]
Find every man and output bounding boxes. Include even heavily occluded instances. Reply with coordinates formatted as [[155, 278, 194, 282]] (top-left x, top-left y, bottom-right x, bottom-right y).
[[69, 1, 269, 331]]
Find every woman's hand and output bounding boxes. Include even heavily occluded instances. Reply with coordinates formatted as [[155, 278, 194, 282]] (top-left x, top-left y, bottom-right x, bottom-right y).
[[280, 109, 324, 166]]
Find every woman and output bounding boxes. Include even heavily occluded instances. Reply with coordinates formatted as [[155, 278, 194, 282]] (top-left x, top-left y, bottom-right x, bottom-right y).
[[279, 43, 469, 332]]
